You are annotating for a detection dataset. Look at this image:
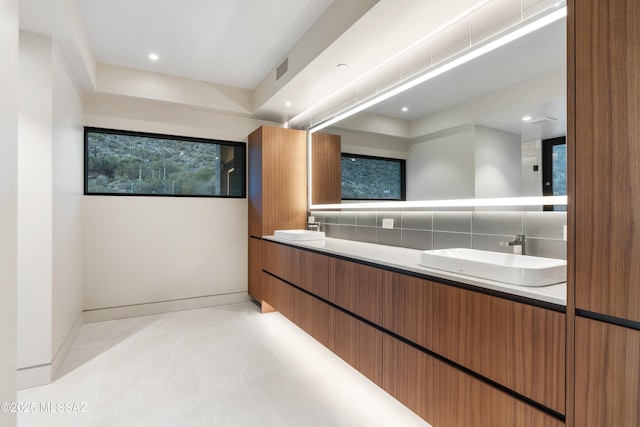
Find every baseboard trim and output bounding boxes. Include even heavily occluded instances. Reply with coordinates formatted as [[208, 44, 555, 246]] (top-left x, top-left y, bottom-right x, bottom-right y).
[[17, 311, 85, 390], [52, 312, 84, 380], [83, 292, 250, 323], [17, 364, 51, 390]]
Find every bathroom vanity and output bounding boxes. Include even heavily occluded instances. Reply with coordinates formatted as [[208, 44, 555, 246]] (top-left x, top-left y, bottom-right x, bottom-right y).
[[259, 236, 566, 426]]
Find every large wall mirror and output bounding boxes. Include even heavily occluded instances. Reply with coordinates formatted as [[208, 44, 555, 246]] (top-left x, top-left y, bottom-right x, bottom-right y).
[[309, 6, 566, 210]]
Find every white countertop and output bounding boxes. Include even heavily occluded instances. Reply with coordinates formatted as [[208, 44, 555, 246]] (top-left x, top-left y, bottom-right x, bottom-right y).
[[263, 236, 566, 307]]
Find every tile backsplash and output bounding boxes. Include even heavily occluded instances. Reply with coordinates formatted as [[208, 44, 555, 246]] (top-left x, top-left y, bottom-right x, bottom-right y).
[[311, 210, 567, 259]]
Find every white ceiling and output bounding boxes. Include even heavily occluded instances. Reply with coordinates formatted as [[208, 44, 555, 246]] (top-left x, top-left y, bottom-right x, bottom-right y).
[[77, 0, 334, 89], [21, 0, 565, 129]]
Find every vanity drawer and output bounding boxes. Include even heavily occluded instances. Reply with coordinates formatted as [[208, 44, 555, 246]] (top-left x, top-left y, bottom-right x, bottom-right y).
[[262, 272, 295, 322], [262, 240, 297, 284], [329, 257, 384, 325], [383, 272, 566, 415], [383, 334, 564, 427]]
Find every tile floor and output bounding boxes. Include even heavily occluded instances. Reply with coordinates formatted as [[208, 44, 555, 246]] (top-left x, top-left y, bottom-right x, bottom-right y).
[[17, 302, 431, 426]]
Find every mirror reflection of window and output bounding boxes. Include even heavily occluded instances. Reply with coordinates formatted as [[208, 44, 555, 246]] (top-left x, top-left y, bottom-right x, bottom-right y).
[[340, 153, 406, 201], [542, 136, 567, 210]]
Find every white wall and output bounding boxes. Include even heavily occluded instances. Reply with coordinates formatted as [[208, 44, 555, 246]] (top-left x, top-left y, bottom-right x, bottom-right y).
[[16, 32, 85, 388], [407, 125, 475, 200], [474, 125, 521, 198], [0, 0, 19, 424], [406, 125, 522, 201], [52, 43, 84, 362], [521, 139, 543, 197], [17, 32, 53, 373], [329, 127, 409, 159], [82, 94, 272, 318]]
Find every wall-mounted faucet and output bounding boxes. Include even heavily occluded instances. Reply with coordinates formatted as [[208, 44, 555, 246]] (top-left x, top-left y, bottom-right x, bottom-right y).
[[307, 221, 322, 232], [500, 234, 526, 255]]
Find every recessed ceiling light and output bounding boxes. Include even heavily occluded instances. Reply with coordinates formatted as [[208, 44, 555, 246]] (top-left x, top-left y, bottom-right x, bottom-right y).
[[149, 53, 159, 61], [522, 116, 532, 121], [337, 63, 349, 70], [402, 107, 409, 112]]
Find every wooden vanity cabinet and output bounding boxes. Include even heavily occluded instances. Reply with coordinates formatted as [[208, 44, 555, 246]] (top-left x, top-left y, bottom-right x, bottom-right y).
[[311, 132, 341, 204], [575, 317, 640, 426], [329, 258, 384, 325], [261, 241, 565, 425], [261, 269, 383, 386], [247, 126, 307, 302], [383, 272, 565, 414], [295, 290, 331, 348], [384, 335, 564, 427], [262, 272, 296, 322], [329, 307, 384, 387], [262, 240, 297, 284]]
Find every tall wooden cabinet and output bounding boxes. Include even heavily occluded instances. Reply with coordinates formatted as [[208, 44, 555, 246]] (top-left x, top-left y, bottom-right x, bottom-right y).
[[571, 0, 640, 425], [311, 132, 341, 204], [247, 126, 307, 303]]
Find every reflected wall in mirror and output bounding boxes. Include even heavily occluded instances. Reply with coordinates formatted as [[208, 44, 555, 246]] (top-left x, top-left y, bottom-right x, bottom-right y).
[[310, 13, 567, 208]]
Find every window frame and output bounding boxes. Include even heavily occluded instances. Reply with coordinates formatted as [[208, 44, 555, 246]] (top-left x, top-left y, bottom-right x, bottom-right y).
[[340, 152, 406, 201], [542, 136, 566, 211], [84, 127, 246, 198]]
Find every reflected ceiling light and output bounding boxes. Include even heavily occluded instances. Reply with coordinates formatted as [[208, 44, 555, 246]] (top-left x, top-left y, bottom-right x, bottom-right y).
[[522, 116, 532, 121], [285, 101, 292, 107], [309, 6, 567, 133], [149, 53, 159, 61], [402, 107, 409, 112], [309, 196, 568, 210]]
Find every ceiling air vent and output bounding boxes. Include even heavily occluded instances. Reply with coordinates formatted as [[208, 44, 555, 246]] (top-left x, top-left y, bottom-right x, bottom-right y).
[[276, 57, 288, 81]]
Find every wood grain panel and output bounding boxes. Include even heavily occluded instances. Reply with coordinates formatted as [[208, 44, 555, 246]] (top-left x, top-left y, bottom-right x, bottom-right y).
[[383, 272, 565, 414], [382, 272, 430, 347], [295, 290, 330, 348], [329, 258, 384, 325], [261, 126, 307, 237], [312, 132, 341, 204], [575, 317, 640, 427], [384, 334, 563, 427], [262, 240, 297, 284], [248, 237, 263, 302], [433, 353, 564, 427], [574, 0, 640, 321], [296, 249, 329, 300], [382, 335, 435, 423], [328, 307, 383, 387], [430, 283, 566, 414], [262, 272, 295, 322]]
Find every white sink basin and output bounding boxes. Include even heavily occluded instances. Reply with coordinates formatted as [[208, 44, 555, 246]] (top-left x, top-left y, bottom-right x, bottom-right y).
[[274, 229, 326, 241], [419, 248, 566, 287]]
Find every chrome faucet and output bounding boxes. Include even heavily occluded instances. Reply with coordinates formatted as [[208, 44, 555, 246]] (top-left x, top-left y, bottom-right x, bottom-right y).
[[307, 221, 321, 232], [500, 234, 526, 255]]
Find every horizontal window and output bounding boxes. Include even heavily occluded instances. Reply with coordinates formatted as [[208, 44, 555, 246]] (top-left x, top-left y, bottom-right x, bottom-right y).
[[85, 128, 245, 198], [341, 153, 406, 201]]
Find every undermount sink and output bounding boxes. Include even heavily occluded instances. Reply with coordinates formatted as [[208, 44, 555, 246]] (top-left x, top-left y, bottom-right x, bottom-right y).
[[419, 248, 566, 287], [274, 229, 326, 241]]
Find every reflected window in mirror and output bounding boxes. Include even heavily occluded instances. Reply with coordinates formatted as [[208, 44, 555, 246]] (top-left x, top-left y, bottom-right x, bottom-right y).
[[341, 153, 406, 201], [542, 136, 566, 211]]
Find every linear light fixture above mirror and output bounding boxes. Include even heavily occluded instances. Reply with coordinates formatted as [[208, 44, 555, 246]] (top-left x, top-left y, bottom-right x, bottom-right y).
[[307, 3, 567, 133], [309, 196, 567, 210]]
